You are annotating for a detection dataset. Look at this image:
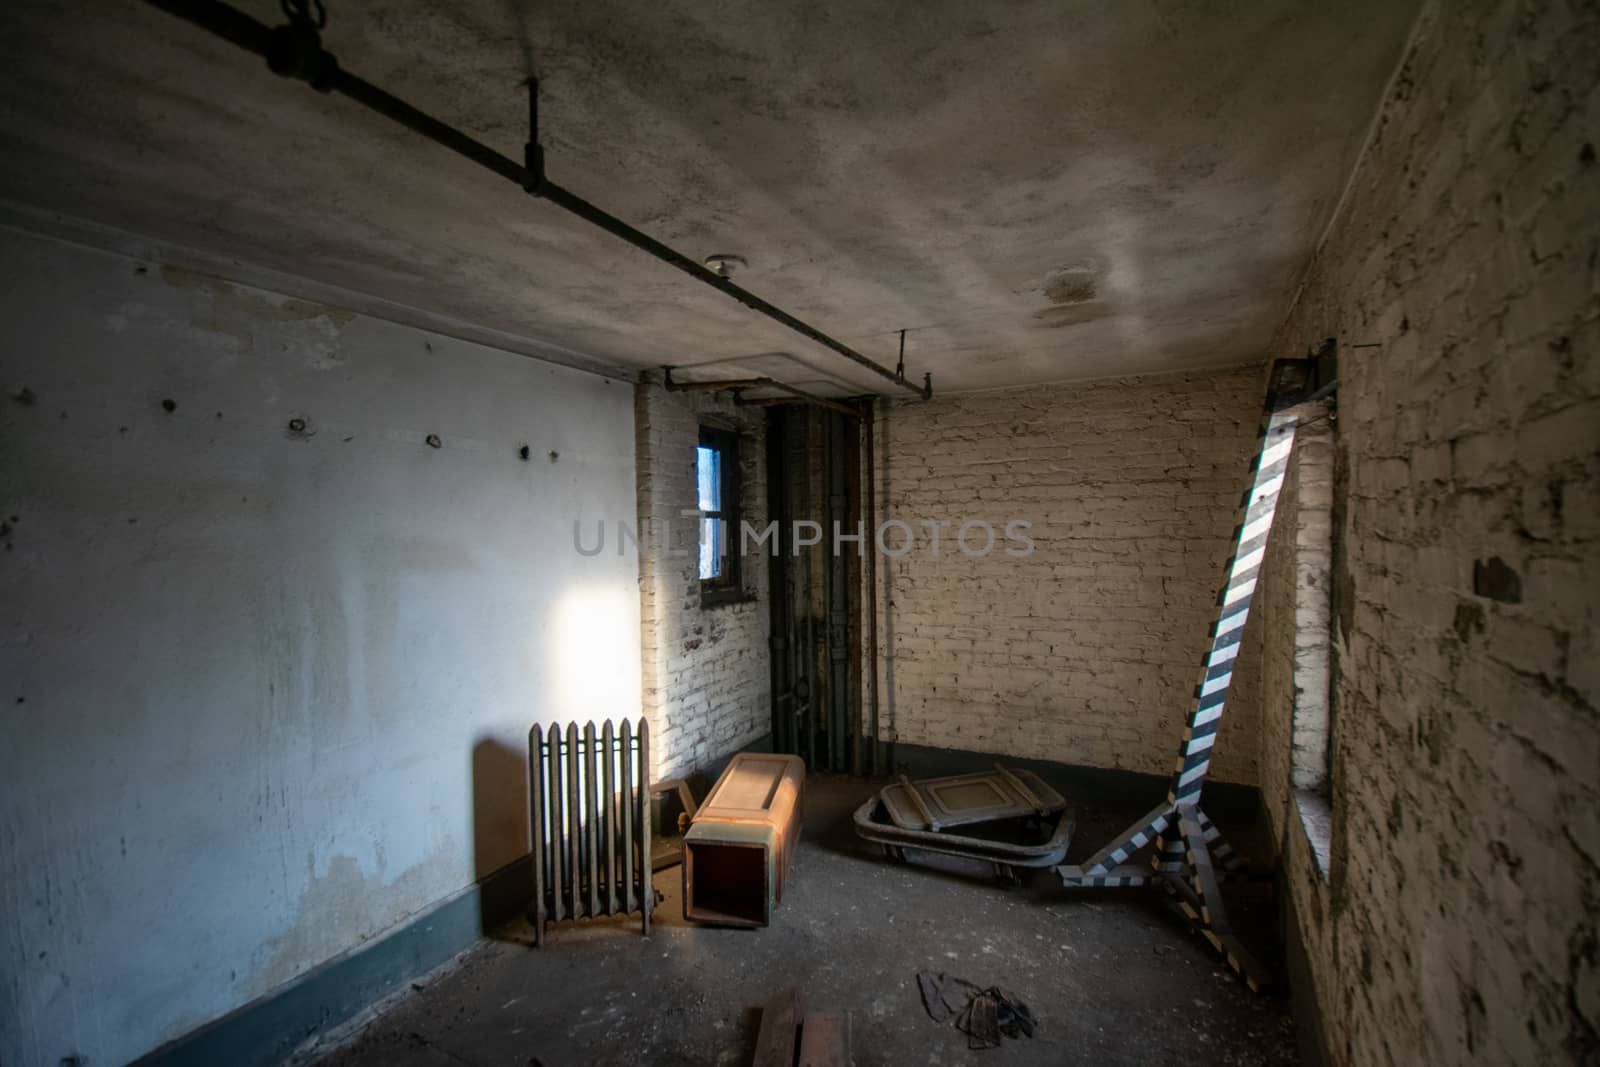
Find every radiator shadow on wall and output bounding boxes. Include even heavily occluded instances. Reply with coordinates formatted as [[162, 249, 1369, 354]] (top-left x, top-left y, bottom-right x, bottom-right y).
[[473, 737, 531, 936]]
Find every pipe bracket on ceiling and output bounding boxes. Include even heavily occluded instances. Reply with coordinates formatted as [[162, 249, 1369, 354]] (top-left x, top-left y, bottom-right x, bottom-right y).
[[265, 1, 337, 90]]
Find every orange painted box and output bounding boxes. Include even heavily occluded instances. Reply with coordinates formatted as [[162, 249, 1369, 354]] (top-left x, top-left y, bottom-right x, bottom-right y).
[[683, 753, 805, 927]]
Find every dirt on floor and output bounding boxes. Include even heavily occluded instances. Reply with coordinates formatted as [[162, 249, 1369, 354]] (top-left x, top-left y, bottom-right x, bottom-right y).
[[310, 775, 1300, 1067]]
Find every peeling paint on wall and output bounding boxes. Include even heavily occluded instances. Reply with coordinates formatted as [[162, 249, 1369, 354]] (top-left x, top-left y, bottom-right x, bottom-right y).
[[0, 226, 641, 1067], [1256, 1, 1600, 1061], [250, 846, 460, 1000]]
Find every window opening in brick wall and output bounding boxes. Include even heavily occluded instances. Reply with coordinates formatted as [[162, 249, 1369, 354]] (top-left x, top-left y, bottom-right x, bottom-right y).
[[1288, 409, 1337, 875], [698, 426, 742, 604]]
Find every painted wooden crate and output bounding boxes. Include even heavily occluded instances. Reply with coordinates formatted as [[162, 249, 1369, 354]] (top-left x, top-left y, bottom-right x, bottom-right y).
[[683, 753, 805, 926]]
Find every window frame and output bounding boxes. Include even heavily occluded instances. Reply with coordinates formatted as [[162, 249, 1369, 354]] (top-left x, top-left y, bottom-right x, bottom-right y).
[[697, 426, 743, 605], [1284, 409, 1338, 880]]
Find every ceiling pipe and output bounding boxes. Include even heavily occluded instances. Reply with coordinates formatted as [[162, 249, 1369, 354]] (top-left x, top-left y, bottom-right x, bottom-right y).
[[663, 367, 859, 418], [139, 0, 933, 401], [659, 371, 770, 393], [733, 394, 860, 417]]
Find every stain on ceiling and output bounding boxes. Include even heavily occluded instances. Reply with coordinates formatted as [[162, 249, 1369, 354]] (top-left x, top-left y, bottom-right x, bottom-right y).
[[0, 1, 1420, 393]]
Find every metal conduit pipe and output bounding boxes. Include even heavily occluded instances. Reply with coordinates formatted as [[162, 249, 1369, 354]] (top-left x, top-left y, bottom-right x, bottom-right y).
[[733, 394, 861, 418], [746, 382, 860, 415], [861, 397, 881, 775], [663, 368, 859, 418], [141, 0, 933, 400], [660, 375, 767, 393]]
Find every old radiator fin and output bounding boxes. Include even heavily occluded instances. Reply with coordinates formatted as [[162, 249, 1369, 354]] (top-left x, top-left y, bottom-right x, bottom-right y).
[[528, 717, 652, 944]]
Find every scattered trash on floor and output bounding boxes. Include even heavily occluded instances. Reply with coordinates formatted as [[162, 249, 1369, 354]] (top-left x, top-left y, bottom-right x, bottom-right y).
[[915, 970, 1036, 1050], [649, 776, 701, 871]]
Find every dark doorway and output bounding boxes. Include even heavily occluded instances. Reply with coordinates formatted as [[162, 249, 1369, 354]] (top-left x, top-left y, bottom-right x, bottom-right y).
[[765, 406, 865, 774]]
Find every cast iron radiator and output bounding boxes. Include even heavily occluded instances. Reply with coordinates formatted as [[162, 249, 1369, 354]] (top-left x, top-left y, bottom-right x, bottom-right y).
[[527, 718, 652, 944]]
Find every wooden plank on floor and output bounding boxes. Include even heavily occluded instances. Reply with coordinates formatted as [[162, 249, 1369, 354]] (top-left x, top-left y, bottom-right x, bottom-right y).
[[751, 987, 803, 1067], [797, 1011, 851, 1067]]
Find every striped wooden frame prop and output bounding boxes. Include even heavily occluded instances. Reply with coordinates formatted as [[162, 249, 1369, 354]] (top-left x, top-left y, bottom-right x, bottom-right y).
[[1058, 409, 1299, 991]]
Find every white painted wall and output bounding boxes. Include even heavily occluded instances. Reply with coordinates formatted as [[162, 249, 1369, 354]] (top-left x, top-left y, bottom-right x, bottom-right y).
[[0, 226, 642, 1066]]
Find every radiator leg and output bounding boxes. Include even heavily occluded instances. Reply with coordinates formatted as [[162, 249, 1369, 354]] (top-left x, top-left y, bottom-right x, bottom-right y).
[[640, 717, 652, 937]]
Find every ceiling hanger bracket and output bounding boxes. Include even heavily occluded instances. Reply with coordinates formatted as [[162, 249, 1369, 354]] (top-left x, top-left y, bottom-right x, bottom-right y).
[[265, 0, 337, 90], [523, 75, 546, 195]]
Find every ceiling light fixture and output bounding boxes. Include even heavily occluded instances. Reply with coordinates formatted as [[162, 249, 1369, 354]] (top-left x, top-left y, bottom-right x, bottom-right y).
[[702, 254, 746, 280]]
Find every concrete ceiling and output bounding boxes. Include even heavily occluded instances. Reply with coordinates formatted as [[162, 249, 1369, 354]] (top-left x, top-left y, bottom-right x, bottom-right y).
[[0, 1, 1419, 394]]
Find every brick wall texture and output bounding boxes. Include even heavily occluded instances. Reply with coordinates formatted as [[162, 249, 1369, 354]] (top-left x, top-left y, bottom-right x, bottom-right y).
[[635, 383, 770, 778], [874, 365, 1268, 784], [1257, 0, 1600, 1062]]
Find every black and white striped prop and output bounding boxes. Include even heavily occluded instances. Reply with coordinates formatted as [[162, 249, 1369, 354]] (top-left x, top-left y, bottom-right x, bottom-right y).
[[1057, 409, 1299, 991], [1170, 410, 1295, 807]]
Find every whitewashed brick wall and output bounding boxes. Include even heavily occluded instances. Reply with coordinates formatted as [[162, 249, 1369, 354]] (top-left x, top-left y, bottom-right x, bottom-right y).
[[635, 382, 770, 778], [874, 365, 1268, 783], [1258, 0, 1600, 1062]]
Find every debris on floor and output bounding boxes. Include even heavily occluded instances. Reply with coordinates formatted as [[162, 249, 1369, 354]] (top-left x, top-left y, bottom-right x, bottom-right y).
[[887, 765, 1065, 832], [310, 777, 1300, 1066], [916, 970, 1036, 1050], [854, 764, 1076, 882], [751, 986, 852, 1067], [649, 776, 701, 871]]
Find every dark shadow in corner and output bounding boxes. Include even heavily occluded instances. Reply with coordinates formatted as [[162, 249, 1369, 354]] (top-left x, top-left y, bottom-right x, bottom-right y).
[[472, 736, 532, 938]]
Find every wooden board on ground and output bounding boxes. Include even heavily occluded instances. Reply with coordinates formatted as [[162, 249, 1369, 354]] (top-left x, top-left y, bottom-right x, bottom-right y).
[[797, 1010, 851, 1067], [751, 987, 803, 1067]]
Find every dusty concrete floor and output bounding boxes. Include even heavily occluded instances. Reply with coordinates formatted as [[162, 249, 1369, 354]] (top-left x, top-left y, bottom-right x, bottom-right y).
[[313, 776, 1298, 1066]]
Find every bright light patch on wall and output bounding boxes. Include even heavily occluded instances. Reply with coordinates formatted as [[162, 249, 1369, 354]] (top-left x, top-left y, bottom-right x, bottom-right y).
[[554, 585, 639, 724], [543, 585, 647, 839]]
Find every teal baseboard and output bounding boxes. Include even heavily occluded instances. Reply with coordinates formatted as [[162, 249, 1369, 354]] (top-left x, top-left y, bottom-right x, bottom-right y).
[[135, 732, 777, 1066], [135, 853, 533, 1067]]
